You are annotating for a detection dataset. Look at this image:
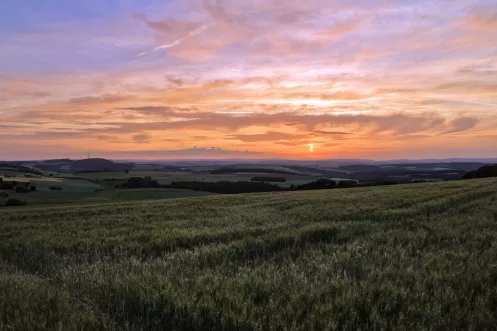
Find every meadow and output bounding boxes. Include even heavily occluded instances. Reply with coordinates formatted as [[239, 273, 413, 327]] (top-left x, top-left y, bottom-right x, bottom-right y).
[[5, 188, 216, 206], [76, 170, 318, 188], [1, 173, 216, 206], [1, 178, 497, 330]]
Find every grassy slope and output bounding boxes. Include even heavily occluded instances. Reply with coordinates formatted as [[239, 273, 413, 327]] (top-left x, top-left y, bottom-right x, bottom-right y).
[[1, 175, 103, 191], [76, 170, 317, 187], [2, 175, 216, 206], [7, 188, 216, 206], [1, 178, 497, 330]]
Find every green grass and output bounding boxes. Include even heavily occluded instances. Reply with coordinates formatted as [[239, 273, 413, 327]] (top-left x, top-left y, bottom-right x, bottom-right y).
[[5, 188, 216, 206], [1, 175, 103, 192], [0, 170, 35, 177], [2, 174, 215, 206], [75, 170, 318, 187], [1, 176, 104, 206], [1, 178, 497, 330]]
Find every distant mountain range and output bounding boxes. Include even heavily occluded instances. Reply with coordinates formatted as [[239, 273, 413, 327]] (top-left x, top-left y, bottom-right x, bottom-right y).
[[116, 158, 497, 167], [28, 158, 131, 173], [1, 157, 496, 169], [2, 157, 495, 184]]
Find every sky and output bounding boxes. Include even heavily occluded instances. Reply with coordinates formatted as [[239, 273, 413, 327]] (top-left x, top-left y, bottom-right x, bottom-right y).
[[1, 0, 496, 160]]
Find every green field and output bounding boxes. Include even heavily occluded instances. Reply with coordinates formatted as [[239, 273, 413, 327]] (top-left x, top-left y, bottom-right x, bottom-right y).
[[1, 175, 216, 206], [1, 175, 103, 191], [76, 170, 318, 188], [1, 178, 497, 330], [5, 188, 216, 206]]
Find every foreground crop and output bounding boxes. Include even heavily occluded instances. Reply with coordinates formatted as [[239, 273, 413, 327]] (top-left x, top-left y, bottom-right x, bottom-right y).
[[1, 179, 497, 330]]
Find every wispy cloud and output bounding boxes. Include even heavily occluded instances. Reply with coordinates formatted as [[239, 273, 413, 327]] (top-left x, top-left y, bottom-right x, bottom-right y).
[[445, 117, 479, 134], [0, 0, 496, 159], [136, 23, 208, 57], [132, 133, 151, 143], [106, 147, 263, 159]]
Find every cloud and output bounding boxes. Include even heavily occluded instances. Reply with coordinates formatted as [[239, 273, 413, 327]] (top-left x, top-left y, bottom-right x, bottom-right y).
[[433, 82, 497, 96], [228, 130, 353, 144], [314, 19, 364, 40], [0, 89, 51, 101], [106, 147, 263, 159], [2, 0, 497, 160], [7, 95, 479, 139], [134, 3, 243, 60], [456, 64, 497, 77], [136, 21, 208, 57], [312, 130, 352, 135], [0, 124, 34, 129], [133, 0, 373, 61], [0, 130, 98, 140], [165, 76, 186, 86], [320, 91, 370, 101], [445, 117, 479, 134], [132, 133, 151, 143], [68, 94, 134, 105], [465, 6, 497, 31], [132, 13, 204, 38], [120, 106, 172, 115], [229, 131, 301, 142]]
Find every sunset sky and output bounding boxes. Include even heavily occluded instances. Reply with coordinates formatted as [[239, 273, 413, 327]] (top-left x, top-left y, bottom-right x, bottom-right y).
[[1, 0, 496, 160]]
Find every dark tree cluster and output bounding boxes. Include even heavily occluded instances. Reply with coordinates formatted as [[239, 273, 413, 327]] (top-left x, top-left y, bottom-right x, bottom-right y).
[[0, 179, 35, 192], [15, 186, 31, 193], [251, 177, 287, 182], [210, 168, 295, 175], [0, 182, 13, 190], [169, 181, 284, 194], [463, 164, 497, 179], [296, 179, 337, 190], [0, 163, 44, 176], [4, 198, 27, 207], [118, 177, 161, 189]]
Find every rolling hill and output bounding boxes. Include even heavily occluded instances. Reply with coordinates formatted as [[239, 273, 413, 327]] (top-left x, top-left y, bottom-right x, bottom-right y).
[[463, 164, 497, 179], [33, 158, 131, 173]]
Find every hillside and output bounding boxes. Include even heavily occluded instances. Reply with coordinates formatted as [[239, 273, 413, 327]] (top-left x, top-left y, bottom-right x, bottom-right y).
[[201, 162, 478, 183], [1, 179, 497, 330], [69, 158, 130, 173], [33, 158, 131, 173], [4, 159, 486, 185], [463, 164, 497, 179]]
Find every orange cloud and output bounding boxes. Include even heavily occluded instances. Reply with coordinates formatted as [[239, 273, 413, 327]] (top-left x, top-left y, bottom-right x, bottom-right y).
[[1, 0, 496, 159], [465, 6, 497, 31]]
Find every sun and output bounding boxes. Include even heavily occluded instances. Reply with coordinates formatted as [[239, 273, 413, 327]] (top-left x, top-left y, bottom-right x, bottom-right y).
[[308, 144, 314, 152]]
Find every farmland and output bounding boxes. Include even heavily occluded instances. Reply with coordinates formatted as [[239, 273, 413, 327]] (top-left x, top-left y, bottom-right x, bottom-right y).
[[0, 173, 216, 206], [75, 170, 318, 188], [0, 162, 322, 207], [4, 187, 216, 206], [2, 159, 489, 208], [1, 178, 497, 330]]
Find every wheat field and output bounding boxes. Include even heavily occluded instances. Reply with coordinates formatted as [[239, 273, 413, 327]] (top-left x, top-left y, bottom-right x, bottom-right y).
[[1, 178, 497, 330]]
